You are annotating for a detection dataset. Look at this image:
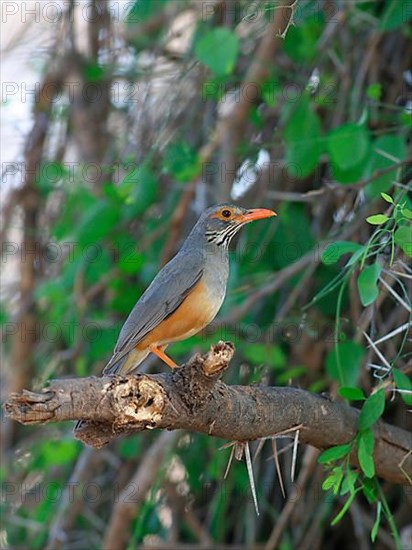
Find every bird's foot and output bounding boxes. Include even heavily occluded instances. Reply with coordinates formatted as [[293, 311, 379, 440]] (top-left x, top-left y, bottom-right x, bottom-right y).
[[149, 344, 179, 369]]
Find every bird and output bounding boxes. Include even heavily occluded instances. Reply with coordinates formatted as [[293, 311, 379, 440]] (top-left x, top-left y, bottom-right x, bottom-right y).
[[103, 203, 276, 376]]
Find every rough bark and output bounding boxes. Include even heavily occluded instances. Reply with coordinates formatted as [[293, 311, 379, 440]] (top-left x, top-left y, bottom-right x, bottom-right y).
[[4, 342, 412, 485]]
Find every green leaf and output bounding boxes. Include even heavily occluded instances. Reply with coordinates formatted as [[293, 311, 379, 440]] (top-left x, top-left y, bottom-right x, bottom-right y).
[[357, 263, 382, 306], [327, 123, 369, 171], [83, 61, 105, 82], [365, 214, 389, 225], [195, 27, 239, 76], [339, 387, 365, 401], [394, 226, 412, 257], [371, 501, 382, 542], [322, 466, 344, 495], [277, 366, 307, 384], [163, 141, 200, 182], [326, 342, 365, 386], [0, 304, 8, 325], [379, 0, 412, 31], [380, 192, 393, 204], [346, 246, 366, 267], [38, 439, 80, 466], [393, 369, 412, 406], [35, 162, 69, 196], [283, 16, 324, 62], [402, 207, 412, 220], [75, 201, 120, 246], [272, 202, 315, 269], [321, 241, 363, 265], [358, 388, 385, 431], [340, 468, 359, 496], [243, 343, 286, 369], [367, 83, 382, 101], [127, 0, 167, 24], [331, 161, 365, 184], [357, 429, 375, 478], [331, 491, 357, 525], [322, 472, 337, 491], [118, 435, 142, 459], [365, 135, 407, 197], [284, 96, 322, 178], [362, 477, 378, 503], [84, 249, 111, 285], [119, 162, 158, 216], [118, 251, 144, 275], [356, 428, 375, 456], [126, 0, 168, 48], [318, 443, 351, 464], [262, 79, 281, 107]]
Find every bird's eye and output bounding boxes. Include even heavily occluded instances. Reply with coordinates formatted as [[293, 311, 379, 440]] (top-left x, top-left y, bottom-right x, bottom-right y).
[[221, 209, 232, 218]]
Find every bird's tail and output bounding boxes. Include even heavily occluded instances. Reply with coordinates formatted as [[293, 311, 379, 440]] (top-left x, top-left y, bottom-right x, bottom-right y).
[[102, 356, 127, 375], [103, 348, 149, 376]]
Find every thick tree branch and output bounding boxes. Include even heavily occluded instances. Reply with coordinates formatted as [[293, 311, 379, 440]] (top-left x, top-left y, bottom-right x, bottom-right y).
[[4, 342, 411, 485]]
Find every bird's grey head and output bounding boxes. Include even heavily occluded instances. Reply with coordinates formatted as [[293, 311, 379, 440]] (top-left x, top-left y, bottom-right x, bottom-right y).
[[191, 203, 277, 248]]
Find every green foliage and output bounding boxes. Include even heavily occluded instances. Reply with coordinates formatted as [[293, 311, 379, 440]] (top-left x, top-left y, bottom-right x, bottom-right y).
[[119, 162, 158, 216], [366, 83, 382, 101], [321, 241, 363, 265], [272, 202, 315, 269], [357, 428, 375, 478], [325, 341, 364, 386], [33, 439, 81, 468], [284, 15, 324, 62], [76, 200, 120, 246], [338, 386, 365, 401], [379, 0, 412, 31], [366, 214, 389, 225], [318, 443, 352, 464], [357, 262, 382, 306], [394, 226, 412, 257], [364, 135, 407, 197], [327, 123, 370, 171], [195, 27, 239, 76], [242, 343, 286, 369], [358, 389, 386, 431], [163, 141, 200, 182], [371, 501, 382, 542], [322, 466, 343, 495], [392, 369, 412, 406], [284, 96, 322, 177]]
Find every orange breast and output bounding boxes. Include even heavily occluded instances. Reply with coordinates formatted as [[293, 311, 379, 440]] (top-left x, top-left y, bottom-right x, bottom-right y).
[[136, 279, 217, 350]]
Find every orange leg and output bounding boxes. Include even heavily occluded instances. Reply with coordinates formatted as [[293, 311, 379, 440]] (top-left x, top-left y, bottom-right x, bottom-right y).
[[149, 344, 179, 369]]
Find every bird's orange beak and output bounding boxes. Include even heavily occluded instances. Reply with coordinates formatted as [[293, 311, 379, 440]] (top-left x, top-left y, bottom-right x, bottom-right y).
[[236, 208, 277, 224]]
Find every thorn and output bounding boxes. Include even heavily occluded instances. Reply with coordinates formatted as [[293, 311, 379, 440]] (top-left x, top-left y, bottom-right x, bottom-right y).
[[234, 441, 244, 461], [209, 419, 216, 435], [224, 444, 235, 480], [363, 331, 392, 370], [245, 441, 260, 516], [219, 441, 236, 451], [399, 449, 412, 485], [271, 438, 286, 498], [253, 438, 266, 462], [291, 429, 300, 483]]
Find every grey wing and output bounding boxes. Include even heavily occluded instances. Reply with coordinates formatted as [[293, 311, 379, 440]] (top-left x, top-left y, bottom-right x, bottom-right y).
[[103, 250, 203, 373]]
